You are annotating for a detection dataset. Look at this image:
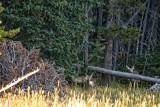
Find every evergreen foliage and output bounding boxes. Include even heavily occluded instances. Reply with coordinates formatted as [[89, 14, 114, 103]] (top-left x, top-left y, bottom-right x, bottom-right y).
[[98, 26, 140, 43], [0, 2, 20, 42], [0, 0, 160, 87], [136, 46, 160, 77], [1, 0, 96, 70]]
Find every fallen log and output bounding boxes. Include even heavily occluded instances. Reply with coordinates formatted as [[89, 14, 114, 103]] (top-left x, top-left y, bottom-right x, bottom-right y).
[[73, 64, 160, 83], [148, 83, 160, 91]]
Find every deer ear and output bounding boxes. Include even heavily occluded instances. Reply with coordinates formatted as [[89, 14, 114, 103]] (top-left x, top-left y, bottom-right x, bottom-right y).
[[91, 73, 93, 78], [126, 65, 130, 70], [86, 74, 89, 78], [85, 73, 87, 76]]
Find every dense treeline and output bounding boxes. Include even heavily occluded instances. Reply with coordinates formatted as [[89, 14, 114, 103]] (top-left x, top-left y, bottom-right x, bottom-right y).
[[1, 0, 97, 70], [1, 0, 160, 86]]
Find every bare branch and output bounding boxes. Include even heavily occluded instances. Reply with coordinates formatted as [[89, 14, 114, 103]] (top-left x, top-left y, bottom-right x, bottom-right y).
[[124, 0, 149, 28], [0, 68, 39, 93]]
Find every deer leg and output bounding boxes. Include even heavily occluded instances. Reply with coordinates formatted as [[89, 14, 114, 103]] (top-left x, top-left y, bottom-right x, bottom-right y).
[[133, 81, 135, 90], [136, 82, 139, 89], [129, 80, 132, 89], [83, 83, 86, 88], [75, 82, 78, 86]]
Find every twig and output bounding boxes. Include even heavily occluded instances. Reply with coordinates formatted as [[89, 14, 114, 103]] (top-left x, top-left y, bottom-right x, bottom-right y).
[[0, 68, 39, 93]]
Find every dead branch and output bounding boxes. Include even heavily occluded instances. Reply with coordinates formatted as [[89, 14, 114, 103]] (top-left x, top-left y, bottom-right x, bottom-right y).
[[0, 68, 39, 93], [124, 0, 149, 27]]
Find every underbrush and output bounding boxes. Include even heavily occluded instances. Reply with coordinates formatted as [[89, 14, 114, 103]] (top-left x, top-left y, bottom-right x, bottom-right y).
[[0, 83, 160, 107]]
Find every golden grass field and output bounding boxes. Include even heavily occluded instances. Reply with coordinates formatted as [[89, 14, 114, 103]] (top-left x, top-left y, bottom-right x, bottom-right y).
[[0, 83, 160, 107]]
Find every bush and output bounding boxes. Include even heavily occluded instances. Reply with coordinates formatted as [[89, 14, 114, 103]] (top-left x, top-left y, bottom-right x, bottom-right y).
[[0, 41, 68, 96]]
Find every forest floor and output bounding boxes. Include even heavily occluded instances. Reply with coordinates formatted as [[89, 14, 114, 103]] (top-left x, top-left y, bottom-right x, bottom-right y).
[[0, 82, 160, 107]]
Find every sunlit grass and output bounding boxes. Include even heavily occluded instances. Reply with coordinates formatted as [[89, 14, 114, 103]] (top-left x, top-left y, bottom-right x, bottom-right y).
[[0, 83, 160, 107]]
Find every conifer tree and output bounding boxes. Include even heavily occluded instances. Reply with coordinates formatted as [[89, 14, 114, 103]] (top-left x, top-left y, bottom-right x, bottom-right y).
[[0, 2, 20, 55], [0, 2, 20, 42]]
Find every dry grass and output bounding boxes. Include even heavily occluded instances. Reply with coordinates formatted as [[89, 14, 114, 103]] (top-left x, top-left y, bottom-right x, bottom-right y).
[[0, 83, 160, 107]]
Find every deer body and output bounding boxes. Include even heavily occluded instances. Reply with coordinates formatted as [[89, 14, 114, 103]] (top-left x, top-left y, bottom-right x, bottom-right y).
[[72, 76, 88, 84], [72, 75, 95, 87], [89, 79, 96, 87], [126, 66, 139, 89]]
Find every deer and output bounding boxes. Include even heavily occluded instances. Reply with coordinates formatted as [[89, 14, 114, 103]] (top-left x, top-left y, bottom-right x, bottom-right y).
[[71, 74, 95, 88], [126, 65, 140, 89]]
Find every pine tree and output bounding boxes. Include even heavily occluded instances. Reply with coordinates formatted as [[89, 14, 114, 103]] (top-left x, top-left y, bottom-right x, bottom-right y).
[[0, 2, 20, 42], [0, 2, 20, 55]]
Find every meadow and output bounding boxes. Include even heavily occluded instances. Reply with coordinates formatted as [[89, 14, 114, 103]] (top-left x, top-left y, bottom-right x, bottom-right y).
[[0, 82, 160, 107]]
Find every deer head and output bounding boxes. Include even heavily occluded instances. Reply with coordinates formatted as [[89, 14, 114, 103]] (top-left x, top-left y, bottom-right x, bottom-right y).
[[126, 65, 134, 73], [85, 73, 93, 81]]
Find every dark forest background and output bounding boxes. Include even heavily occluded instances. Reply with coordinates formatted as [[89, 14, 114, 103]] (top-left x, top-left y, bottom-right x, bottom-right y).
[[1, 0, 160, 87]]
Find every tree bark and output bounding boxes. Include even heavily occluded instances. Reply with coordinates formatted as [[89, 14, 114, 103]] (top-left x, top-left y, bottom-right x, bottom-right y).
[[126, 43, 130, 66], [132, 40, 137, 62], [136, 11, 144, 55], [113, 40, 118, 70], [97, 0, 103, 28], [112, 40, 118, 81], [101, 39, 113, 86], [147, 2, 159, 49], [140, 0, 150, 55]]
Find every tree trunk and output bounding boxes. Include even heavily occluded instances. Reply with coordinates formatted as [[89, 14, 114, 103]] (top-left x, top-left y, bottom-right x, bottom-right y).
[[126, 43, 130, 66], [132, 40, 137, 62], [84, 38, 88, 72], [140, 0, 150, 55], [84, 8, 93, 72], [112, 40, 118, 81], [147, 2, 158, 49], [101, 39, 113, 86], [113, 40, 118, 70], [97, 0, 103, 28]]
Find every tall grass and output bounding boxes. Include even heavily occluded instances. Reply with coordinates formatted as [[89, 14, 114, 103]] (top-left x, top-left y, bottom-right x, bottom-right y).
[[0, 83, 160, 107]]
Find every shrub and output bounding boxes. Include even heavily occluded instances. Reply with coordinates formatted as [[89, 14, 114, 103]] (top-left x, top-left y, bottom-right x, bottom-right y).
[[0, 41, 68, 96]]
